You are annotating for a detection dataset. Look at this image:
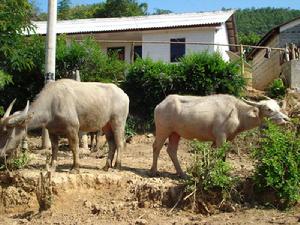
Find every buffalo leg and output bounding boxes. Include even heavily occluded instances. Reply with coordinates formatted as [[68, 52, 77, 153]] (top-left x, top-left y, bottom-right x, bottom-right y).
[[215, 133, 227, 161], [150, 133, 168, 176], [49, 134, 59, 171], [67, 130, 80, 172], [113, 127, 125, 169], [95, 131, 102, 151], [166, 133, 186, 179], [103, 129, 116, 171]]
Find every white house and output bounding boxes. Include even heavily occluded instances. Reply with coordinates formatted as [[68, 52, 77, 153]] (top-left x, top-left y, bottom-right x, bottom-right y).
[[32, 10, 238, 63]]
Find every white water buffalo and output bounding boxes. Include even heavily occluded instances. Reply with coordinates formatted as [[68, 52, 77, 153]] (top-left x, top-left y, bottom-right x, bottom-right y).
[[0, 79, 129, 172], [150, 94, 290, 178]]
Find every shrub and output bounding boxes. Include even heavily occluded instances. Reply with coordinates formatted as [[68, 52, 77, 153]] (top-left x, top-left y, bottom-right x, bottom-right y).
[[0, 35, 45, 112], [125, 115, 137, 138], [266, 78, 286, 99], [175, 52, 245, 96], [252, 120, 300, 208], [0, 150, 31, 170], [56, 35, 127, 83], [0, 35, 127, 113], [122, 58, 176, 119], [185, 141, 236, 199]]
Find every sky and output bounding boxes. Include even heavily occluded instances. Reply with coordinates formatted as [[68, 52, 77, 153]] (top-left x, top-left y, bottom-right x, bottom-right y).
[[35, 0, 300, 13]]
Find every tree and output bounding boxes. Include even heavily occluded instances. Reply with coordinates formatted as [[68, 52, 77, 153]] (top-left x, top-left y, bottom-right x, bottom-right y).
[[95, 0, 148, 18], [0, 0, 34, 90], [152, 8, 172, 15], [236, 8, 300, 45], [58, 0, 71, 20]]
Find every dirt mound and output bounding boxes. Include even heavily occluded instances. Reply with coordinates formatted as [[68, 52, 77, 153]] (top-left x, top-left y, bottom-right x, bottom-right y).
[[0, 134, 299, 224]]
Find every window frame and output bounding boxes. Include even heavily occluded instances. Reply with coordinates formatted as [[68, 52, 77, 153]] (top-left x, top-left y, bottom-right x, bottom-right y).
[[170, 38, 186, 62], [107, 46, 125, 61]]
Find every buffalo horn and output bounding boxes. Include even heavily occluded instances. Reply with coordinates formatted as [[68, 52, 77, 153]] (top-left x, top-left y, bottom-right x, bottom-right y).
[[242, 98, 260, 107], [7, 101, 30, 126], [3, 99, 16, 118], [261, 95, 271, 100], [23, 101, 30, 114]]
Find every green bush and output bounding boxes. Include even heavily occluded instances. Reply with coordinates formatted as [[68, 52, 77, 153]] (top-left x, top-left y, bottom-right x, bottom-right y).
[[0, 35, 45, 112], [122, 58, 176, 119], [56, 35, 127, 83], [175, 52, 245, 96], [185, 141, 236, 198], [125, 115, 137, 138], [252, 121, 300, 208], [266, 78, 286, 99], [123, 52, 245, 120], [0, 35, 127, 112]]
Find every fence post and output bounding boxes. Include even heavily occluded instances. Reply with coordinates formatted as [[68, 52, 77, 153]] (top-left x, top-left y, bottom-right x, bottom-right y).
[[240, 44, 245, 77], [285, 46, 290, 62], [130, 42, 135, 63]]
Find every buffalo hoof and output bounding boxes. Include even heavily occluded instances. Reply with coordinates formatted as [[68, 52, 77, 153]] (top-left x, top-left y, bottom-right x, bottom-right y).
[[102, 164, 111, 171], [49, 166, 57, 173], [70, 167, 80, 174], [114, 161, 122, 170], [178, 172, 188, 179], [149, 169, 159, 177]]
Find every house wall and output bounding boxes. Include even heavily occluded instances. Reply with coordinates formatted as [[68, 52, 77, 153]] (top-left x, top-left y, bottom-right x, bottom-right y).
[[70, 26, 232, 63], [214, 23, 230, 61], [282, 60, 300, 89], [252, 35, 281, 90], [142, 28, 216, 62]]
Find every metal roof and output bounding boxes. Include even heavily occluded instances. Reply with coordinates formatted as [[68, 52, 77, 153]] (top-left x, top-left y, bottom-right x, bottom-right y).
[[31, 10, 235, 35]]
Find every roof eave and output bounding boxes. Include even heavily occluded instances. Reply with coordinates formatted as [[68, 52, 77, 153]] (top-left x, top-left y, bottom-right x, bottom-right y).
[[32, 23, 223, 36]]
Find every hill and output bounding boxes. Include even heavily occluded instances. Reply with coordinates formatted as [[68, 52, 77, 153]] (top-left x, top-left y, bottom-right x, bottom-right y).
[[236, 7, 300, 45]]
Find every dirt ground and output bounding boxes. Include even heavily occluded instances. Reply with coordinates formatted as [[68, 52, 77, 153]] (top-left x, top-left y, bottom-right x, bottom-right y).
[[0, 134, 299, 225]]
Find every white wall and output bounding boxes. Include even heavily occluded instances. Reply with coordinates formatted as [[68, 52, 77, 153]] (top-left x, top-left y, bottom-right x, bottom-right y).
[[214, 23, 230, 61], [142, 28, 216, 62]]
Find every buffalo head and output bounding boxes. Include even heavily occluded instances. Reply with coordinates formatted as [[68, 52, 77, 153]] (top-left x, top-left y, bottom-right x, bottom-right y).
[[0, 100, 32, 156], [243, 97, 290, 125]]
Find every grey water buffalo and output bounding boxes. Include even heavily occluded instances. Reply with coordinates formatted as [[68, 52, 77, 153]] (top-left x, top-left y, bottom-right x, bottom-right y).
[[0, 79, 129, 172], [150, 94, 290, 178]]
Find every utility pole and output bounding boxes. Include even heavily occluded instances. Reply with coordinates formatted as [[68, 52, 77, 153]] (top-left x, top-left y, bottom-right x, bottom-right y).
[[42, 0, 57, 149]]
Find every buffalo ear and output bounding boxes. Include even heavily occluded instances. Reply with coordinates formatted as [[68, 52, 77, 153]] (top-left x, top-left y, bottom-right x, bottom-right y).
[[247, 108, 259, 118]]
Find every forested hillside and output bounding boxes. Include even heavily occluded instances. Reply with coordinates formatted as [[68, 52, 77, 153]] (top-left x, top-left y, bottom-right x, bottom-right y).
[[236, 7, 300, 45]]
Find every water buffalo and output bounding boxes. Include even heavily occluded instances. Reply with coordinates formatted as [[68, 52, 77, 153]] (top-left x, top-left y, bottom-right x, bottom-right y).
[[150, 94, 290, 178], [0, 79, 129, 172]]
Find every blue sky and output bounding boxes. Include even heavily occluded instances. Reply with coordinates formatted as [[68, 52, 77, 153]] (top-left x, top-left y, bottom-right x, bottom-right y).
[[34, 0, 300, 13]]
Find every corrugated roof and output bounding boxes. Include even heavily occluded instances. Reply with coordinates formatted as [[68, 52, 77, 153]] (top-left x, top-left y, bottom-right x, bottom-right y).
[[31, 10, 235, 35]]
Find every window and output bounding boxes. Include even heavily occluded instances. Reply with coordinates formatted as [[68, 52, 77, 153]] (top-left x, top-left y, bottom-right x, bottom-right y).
[[107, 47, 125, 61], [170, 38, 186, 62], [134, 45, 142, 61]]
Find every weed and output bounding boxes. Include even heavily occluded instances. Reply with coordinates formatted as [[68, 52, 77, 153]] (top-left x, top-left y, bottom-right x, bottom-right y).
[[267, 78, 286, 99], [185, 141, 237, 200], [252, 120, 300, 208]]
